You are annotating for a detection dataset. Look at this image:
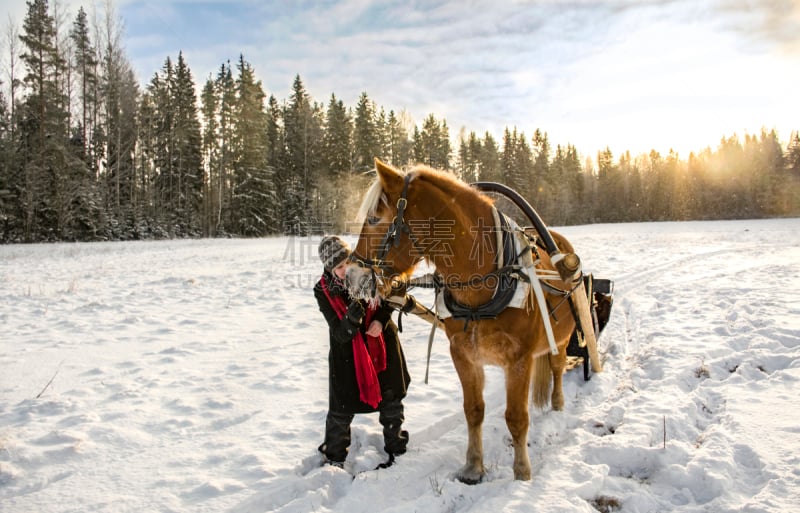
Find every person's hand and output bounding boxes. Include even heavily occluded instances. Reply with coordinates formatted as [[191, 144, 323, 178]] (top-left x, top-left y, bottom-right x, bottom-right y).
[[346, 301, 365, 325], [366, 320, 383, 337]]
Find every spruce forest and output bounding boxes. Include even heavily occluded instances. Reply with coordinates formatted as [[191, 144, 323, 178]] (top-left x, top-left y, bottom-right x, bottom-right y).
[[1, 0, 798, 243]]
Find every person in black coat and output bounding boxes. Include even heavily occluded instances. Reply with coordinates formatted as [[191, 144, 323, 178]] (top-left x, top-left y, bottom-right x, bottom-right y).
[[315, 235, 411, 467]]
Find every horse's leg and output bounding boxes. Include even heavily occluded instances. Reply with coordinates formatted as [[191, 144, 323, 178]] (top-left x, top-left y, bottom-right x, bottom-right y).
[[450, 343, 486, 484], [549, 344, 568, 411], [504, 356, 533, 480], [532, 353, 551, 409]]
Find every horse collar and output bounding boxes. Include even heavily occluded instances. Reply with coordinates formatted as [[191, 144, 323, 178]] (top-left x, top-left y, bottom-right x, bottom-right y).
[[441, 212, 522, 328]]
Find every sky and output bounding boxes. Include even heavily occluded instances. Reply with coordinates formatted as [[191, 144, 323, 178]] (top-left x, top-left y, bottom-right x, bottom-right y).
[[4, 0, 800, 158], [2, 218, 799, 512]]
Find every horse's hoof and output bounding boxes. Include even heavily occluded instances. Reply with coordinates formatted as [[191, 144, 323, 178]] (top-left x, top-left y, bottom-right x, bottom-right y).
[[513, 470, 532, 481], [456, 465, 485, 485], [456, 474, 483, 485]]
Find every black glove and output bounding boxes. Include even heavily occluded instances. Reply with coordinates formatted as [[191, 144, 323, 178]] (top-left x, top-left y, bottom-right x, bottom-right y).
[[346, 301, 365, 326], [400, 295, 416, 313], [327, 275, 347, 297]]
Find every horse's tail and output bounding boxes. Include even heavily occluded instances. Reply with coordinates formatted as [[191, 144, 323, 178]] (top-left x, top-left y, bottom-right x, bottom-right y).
[[532, 353, 552, 409]]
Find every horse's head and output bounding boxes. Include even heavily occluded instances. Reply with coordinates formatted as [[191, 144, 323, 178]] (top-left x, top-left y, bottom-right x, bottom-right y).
[[346, 160, 423, 301]]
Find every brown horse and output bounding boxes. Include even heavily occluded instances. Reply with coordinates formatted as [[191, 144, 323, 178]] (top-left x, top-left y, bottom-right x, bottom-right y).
[[345, 160, 583, 483]]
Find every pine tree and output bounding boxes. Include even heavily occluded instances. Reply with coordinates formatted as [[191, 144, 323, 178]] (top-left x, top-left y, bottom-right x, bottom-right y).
[[99, 4, 139, 238], [139, 54, 202, 237], [456, 130, 484, 183], [456, 132, 470, 181], [386, 110, 412, 167], [514, 132, 534, 202], [69, 7, 96, 163], [322, 93, 352, 175], [282, 74, 323, 234], [19, 0, 70, 240], [170, 52, 203, 235], [530, 129, 551, 217], [135, 89, 156, 232], [715, 135, 748, 218], [617, 150, 645, 221], [787, 132, 800, 178], [200, 75, 218, 235], [500, 128, 533, 202], [231, 54, 272, 236], [145, 58, 175, 234], [282, 74, 309, 234], [644, 149, 674, 220], [318, 94, 355, 231], [307, 100, 325, 227], [563, 144, 586, 224], [265, 94, 285, 233], [500, 128, 515, 188], [595, 147, 623, 222], [782, 132, 800, 215], [548, 145, 571, 225], [318, 93, 353, 230], [439, 120, 452, 170], [375, 106, 388, 162], [353, 91, 378, 172], [754, 129, 785, 217], [59, 7, 104, 240], [413, 114, 450, 169], [666, 149, 691, 220], [215, 61, 236, 234], [0, 87, 12, 240], [477, 131, 501, 183]]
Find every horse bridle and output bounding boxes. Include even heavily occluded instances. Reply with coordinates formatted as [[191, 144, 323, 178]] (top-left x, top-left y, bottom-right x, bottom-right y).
[[348, 174, 421, 276], [348, 173, 513, 292]]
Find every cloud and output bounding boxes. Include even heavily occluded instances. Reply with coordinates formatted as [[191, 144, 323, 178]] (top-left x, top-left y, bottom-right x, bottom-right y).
[[3, 0, 797, 158], [713, 0, 800, 54]]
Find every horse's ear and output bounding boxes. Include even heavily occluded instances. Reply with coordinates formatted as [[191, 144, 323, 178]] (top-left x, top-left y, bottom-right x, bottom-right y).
[[375, 158, 404, 194]]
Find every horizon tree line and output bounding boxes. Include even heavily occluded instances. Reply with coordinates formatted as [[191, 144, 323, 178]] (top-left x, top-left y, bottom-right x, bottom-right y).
[[1, 0, 798, 243]]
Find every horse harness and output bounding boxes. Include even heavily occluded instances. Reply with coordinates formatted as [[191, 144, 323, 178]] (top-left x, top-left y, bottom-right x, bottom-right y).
[[441, 211, 531, 328], [348, 173, 577, 330]]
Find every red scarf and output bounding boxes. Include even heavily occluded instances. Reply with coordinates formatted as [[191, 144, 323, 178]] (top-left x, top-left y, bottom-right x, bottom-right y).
[[321, 276, 387, 408]]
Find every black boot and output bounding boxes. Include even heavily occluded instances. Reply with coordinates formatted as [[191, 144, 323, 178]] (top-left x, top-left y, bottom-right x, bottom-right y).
[[379, 399, 408, 456], [319, 410, 354, 465]]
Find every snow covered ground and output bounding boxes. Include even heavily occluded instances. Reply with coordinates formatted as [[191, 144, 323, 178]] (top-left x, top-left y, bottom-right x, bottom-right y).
[[1, 218, 798, 513]]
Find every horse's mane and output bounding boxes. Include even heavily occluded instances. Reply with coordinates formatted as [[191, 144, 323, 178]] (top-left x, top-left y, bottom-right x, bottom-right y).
[[354, 177, 386, 227], [354, 165, 492, 226]]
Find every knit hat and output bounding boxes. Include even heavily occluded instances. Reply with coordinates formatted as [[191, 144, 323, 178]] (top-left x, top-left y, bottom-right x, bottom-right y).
[[318, 236, 351, 271]]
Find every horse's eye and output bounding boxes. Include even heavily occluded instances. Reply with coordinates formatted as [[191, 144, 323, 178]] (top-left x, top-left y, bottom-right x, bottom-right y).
[[367, 215, 381, 226]]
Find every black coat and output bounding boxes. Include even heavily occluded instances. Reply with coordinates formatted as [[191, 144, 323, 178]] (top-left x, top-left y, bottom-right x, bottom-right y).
[[314, 271, 411, 414]]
